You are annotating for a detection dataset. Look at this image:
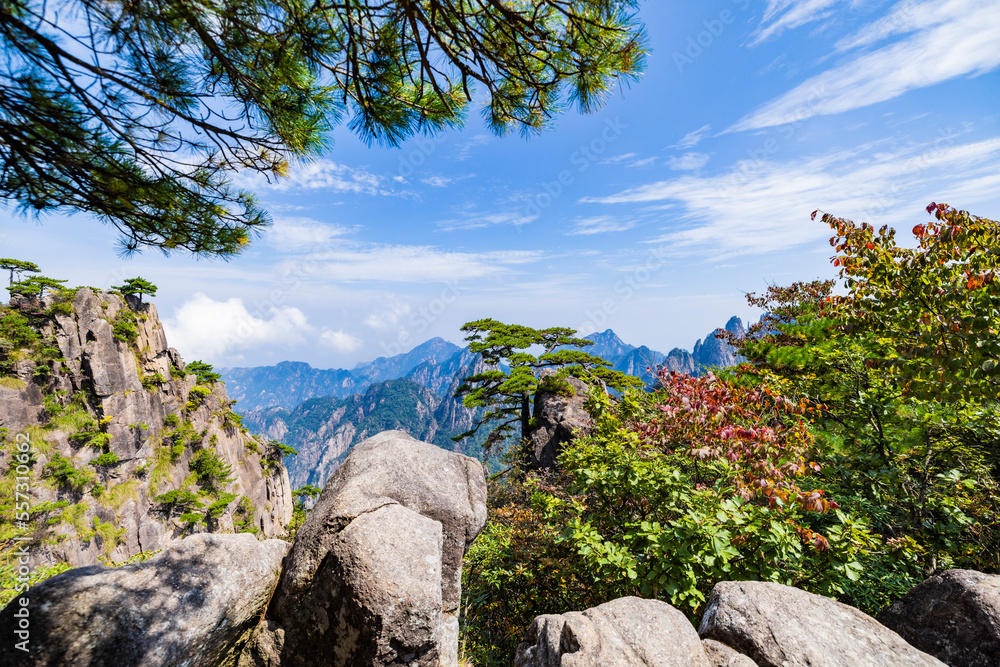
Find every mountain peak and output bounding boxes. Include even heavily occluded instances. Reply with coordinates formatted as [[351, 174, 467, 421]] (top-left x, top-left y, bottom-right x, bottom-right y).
[[724, 316, 746, 336]]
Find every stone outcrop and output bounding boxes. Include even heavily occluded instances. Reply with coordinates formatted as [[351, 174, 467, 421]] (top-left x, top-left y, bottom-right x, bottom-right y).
[[698, 581, 946, 667], [0, 533, 288, 667], [525, 375, 595, 471], [0, 289, 293, 568], [514, 596, 711, 667], [877, 569, 1000, 667], [702, 639, 758, 666], [245, 430, 487, 666]]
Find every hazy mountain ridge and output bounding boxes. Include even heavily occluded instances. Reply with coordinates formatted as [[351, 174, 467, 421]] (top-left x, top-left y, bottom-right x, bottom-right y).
[[221, 337, 461, 411]]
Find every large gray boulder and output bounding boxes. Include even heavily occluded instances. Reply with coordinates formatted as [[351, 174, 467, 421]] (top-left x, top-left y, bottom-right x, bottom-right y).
[[526, 375, 594, 471], [877, 569, 1000, 667], [514, 596, 711, 667], [698, 581, 946, 667], [0, 533, 288, 667], [702, 639, 758, 666], [259, 430, 487, 666]]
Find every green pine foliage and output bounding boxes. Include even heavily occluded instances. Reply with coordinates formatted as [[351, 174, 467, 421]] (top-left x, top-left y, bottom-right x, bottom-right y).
[[455, 319, 643, 459], [0, 0, 645, 256]]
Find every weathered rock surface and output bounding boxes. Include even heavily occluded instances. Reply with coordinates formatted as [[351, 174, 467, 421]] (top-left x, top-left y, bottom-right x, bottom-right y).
[[702, 639, 758, 666], [0, 533, 288, 667], [514, 596, 711, 667], [525, 375, 595, 471], [877, 569, 1000, 667], [698, 581, 947, 667], [0, 289, 293, 568], [251, 430, 487, 666]]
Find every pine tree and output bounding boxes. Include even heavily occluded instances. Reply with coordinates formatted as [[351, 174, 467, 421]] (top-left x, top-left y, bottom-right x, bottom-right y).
[[454, 318, 642, 457]]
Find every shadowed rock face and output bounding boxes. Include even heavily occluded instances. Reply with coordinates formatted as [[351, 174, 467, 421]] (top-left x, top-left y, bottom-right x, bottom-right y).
[[698, 581, 947, 667], [526, 375, 594, 471], [702, 639, 759, 666], [249, 430, 487, 667], [877, 569, 1000, 667], [514, 596, 711, 667], [0, 534, 289, 667]]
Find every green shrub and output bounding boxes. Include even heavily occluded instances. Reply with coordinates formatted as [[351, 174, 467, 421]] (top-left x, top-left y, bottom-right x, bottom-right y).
[[89, 452, 120, 468], [462, 375, 869, 664], [43, 454, 94, 491], [152, 489, 202, 517], [189, 450, 234, 493], [186, 385, 211, 411], [207, 492, 238, 519], [186, 360, 221, 385], [234, 496, 259, 534], [112, 319, 139, 343]]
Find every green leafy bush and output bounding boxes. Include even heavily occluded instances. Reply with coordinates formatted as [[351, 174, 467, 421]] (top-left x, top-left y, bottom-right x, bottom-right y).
[[462, 373, 868, 663]]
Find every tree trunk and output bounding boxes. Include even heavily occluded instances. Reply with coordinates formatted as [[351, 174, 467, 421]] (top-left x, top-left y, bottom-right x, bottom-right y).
[[519, 392, 531, 441]]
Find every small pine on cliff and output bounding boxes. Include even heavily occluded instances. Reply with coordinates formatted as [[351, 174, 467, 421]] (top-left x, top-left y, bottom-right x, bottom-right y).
[[0, 287, 293, 574]]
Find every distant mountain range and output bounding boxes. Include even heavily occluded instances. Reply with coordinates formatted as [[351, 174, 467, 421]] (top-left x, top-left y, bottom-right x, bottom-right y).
[[221, 319, 746, 487], [221, 318, 746, 412]]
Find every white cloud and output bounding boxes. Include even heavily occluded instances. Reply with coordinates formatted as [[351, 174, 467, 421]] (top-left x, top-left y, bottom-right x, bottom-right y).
[[666, 152, 710, 171], [364, 303, 412, 331], [421, 176, 452, 187], [568, 216, 637, 235], [750, 0, 843, 45], [672, 124, 711, 149], [267, 216, 354, 252], [419, 173, 475, 188], [291, 245, 543, 283], [731, 0, 1000, 132], [436, 209, 538, 231], [163, 293, 312, 364], [581, 136, 1000, 258], [319, 329, 363, 352], [234, 158, 386, 194], [601, 153, 639, 165], [455, 135, 490, 161]]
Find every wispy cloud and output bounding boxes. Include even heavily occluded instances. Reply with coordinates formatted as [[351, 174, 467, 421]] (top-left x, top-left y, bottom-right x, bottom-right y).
[[266, 216, 354, 252], [455, 134, 490, 161], [731, 0, 1000, 132], [582, 136, 1000, 258], [320, 329, 363, 352], [436, 209, 538, 231], [672, 125, 712, 149], [600, 153, 658, 168], [235, 158, 388, 195], [666, 153, 710, 171], [750, 0, 843, 45], [567, 215, 637, 235], [291, 245, 544, 283], [420, 173, 476, 188]]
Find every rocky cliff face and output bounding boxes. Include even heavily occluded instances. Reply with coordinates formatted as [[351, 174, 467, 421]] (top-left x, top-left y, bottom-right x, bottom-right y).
[[0, 289, 292, 568]]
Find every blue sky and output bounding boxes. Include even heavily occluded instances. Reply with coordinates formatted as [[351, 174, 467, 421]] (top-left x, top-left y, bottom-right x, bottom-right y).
[[3, 0, 1000, 369]]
